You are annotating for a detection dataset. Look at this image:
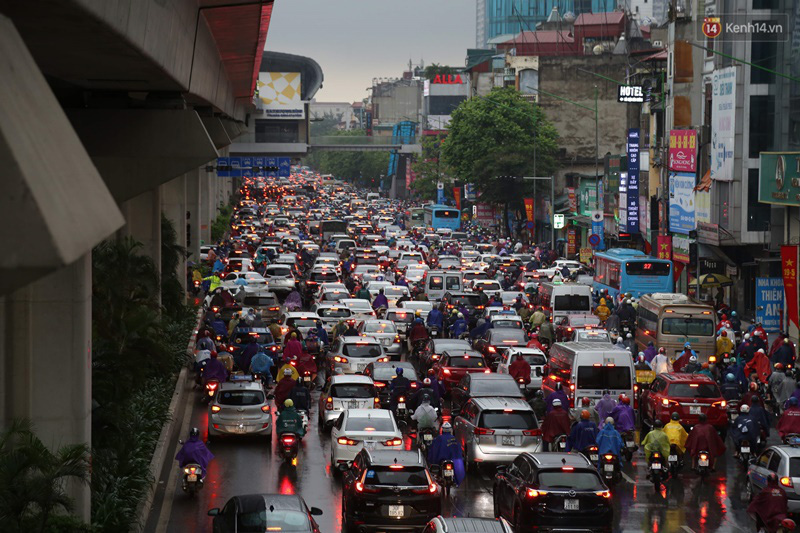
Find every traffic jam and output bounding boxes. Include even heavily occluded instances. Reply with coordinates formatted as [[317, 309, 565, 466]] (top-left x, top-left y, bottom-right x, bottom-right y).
[[175, 168, 798, 533]]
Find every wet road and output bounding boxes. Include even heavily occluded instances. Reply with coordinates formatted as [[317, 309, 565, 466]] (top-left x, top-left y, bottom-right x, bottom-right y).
[[146, 373, 760, 533]]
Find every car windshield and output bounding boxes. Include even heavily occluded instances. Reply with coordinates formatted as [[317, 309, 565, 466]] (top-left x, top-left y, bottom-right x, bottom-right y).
[[576, 367, 631, 390], [343, 344, 382, 358], [267, 267, 292, 277], [471, 378, 523, 397], [452, 295, 481, 307], [322, 292, 349, 302], [491, 330, 527, 345], [217, 390, 265, 406], [661, 318, 715, 336], [553, 295, 591, 312], [537, 471, 605, 491], [668, 383, 721, 398], [479, 410, 537, 429], [384, 288, 407, 297], [373, 367, 418, 381], [492, 319, 522, 329], [288, 319, 319, 330], [386, 312, 414, 323], [516, 353, 547, 365], [330, 384, 375, 398], [365, 467, 428, 486], [446, 355, 485, 368], [346, 417, 395, 432], [312, 272, 339, 282], [237, 509, 311, 532], [243, 296, 277, 307], [364, 322, 397, 334], [318, 308, 350, 318]]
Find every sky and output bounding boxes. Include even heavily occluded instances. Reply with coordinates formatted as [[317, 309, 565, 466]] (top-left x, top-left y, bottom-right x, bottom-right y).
[[266, 0, 475, 103]]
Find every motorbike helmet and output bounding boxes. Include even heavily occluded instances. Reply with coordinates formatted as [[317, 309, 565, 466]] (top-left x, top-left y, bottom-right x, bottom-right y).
[[626, 333, 633, 339], [658, 347, 666, 354], [441, 422, 452, 433], [415, 310, 422, 317], [581, 397, 591, 406], [284, 399, 294, 408], [423, 378, 432, 386], [670, 412, 680, 421], [605, 417, 614, 426], [396, 367, 404, 376], [619, 395, 630, 405], [726, 373, 735, 382], [698, 413, 708, 423], [731, 311, 737, 316], [776, 363, 785, 371], [457, 312, 464, 318], [291, 332, 297, 339], [190, 427, 200, 437], [740, 403, 750, 413], [757, 348, 766, 354], [754, 330, 761, 337], [689, 356, 697, 363], [536, 390, 544, 398], [653, 419, 664, 428], [552, 399, 562, 407], [580, 409, 591, 420], [744, 333, 750, 340], [720, 330, 727, 337], [749, 381, 759, 392], [637, 353, 645, 362], [684, 342, 692, 349], [210, 351, 218, 359], [790, 397, 799, 407]]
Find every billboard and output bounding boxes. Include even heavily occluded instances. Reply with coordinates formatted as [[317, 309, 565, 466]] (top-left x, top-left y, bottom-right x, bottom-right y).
[[669, 172, 696, 234], [258, 72, 304, 119], [756, 277, 785, 332], [711, 67, 736, 181], [625, 129, 640, 233], [759, 152, 800, 206], [669, 129, 697, 172]]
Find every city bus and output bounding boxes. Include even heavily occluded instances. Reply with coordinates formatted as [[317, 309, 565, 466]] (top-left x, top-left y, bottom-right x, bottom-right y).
[[423, 204, 461, 231], [635, 293, 717, 363], [593, 248, 673, 298], [319, 219, 348, 242], [407, 208, 425, 229]]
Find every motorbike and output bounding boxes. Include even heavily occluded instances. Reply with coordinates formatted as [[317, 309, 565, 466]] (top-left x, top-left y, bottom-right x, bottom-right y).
[[202, 379, 219, 404], [181, 462, 205, 496], [752, 515, 796, 533], [696, 450, 711, 477], [648, 452, 666, 490], [394, 396, 409, 432], [621, 431, 638, 462], [192, 279, 202, 296], [582, 444, 599, 465], [667, 444, 683, 475], [411, 339, 427, 360], [428, 326, 440, 339], [436, 459, 455, 496], [418, 427, 437, 454], [301, 369, 315, 391], [600, 453, 621, 485], [727, 399, 741, 422], [737, 439, 753, 467], [552, 434, 568, 452], [279, 432, 301, 466]]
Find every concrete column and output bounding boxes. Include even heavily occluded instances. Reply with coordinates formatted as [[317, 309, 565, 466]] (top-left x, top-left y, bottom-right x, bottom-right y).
[[161, 175, 187, 292], [1, 254, 92, 520], [121, 188, 162, 305], [186, 167, 202, 262], [200, 170, 212, 245]]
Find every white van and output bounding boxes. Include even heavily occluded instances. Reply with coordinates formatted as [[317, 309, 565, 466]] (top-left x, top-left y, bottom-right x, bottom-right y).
[[366, 192, 380, 202], [538, 282, 593, 318], [425, 270, 463, 301], [541, 342, 635, 409]]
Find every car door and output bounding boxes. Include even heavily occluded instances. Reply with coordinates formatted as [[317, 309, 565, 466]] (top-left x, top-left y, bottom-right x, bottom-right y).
[[215, 499, 237, 533], [454, 400, 478, 451], [331, 412, 346, 445], [498, 455, 526, 517], [751, 450, 774, 494], [451, 375, 470, 412], [342, 453, 365, 507]]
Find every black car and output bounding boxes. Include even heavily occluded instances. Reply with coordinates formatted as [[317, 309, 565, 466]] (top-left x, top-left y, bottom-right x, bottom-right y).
[[208, 493, 323, 533], [473, 328, 528, 368], [363, 361, 419, 408], [493, 453, 612, 532], [341, 449, 441, 532], [439, 292, 484, 321], [450, 373, 523, 414], [418, 338, 473, 373]]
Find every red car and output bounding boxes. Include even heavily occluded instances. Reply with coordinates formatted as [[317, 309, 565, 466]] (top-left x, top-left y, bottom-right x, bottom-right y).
[[432, 349, 491, 392], [640, 373, 728, 433]]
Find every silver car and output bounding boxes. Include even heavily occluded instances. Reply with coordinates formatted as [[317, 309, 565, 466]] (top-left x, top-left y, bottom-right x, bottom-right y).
[[453, 397, 542, 468], [208, 378, 272, 438], [318, 374, 379, 428], [328, 335, 388, 374], [746, 444, 800, 514], [264, 264, 295, 295], [357, 320, 402, 358]]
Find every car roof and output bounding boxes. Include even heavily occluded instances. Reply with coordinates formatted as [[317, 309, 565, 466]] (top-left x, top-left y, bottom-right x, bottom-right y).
[[441, 349, 483, 358], [660, 373, 717, 383], [330, 374, 374, 384], [526, 452, 592, 468], [365, 449, 424, 466], [473, 397, 532, 411], [284, 312, 320, 318], [436, 517, 511, 533], [233, 493, 306, 514]]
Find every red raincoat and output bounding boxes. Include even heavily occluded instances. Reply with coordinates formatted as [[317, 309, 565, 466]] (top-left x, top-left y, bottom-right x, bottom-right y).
[[673, 350, 693, 373], [685, 422, 726, 458], [509, 358, 532, 384], [541, 408, 571, 443], [745, 352, 771, 384], [748, 477, 790, 531], [778, 407, 800, 439]]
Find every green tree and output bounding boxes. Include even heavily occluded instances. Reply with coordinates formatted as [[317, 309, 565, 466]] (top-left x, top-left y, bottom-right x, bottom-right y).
[[310, 110, 344, 137], [423, 64, 456, 81], [441, 87, 558, 235], [410, 133, 450, 201], [301, 131, 389, 186]]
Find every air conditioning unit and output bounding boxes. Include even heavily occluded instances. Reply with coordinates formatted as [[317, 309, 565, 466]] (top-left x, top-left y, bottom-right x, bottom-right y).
[[652, 40, 663, 48]]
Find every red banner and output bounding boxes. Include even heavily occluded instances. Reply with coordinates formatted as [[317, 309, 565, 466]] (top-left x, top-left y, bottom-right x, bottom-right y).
[[524, 198, 534, 222], [453, 187, 461, 211], [668, 129, 697, 172], [782, 245, 799, 330], [656, 235, 672, 260], [567, 187, 577, 213], [673, 261, 685, 281], [567, 228, 577, 256]]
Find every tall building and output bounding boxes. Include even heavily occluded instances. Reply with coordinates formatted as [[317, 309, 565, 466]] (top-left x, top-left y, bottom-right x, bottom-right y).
[[475, 0, 617, 48]]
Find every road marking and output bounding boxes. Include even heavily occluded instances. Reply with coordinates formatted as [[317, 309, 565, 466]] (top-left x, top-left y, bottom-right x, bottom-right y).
[[154, 379, 196, 533], [681, 526, 696, 533], [622, 471, 636, 484]]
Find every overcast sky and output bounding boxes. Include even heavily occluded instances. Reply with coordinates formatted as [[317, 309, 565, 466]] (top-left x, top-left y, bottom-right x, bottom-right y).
[[266, 0, 475, 103]]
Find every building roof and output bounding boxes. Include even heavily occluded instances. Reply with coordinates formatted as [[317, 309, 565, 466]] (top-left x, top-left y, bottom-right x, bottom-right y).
[[574, 12, 625, 26], [505, 31, 574, 44]]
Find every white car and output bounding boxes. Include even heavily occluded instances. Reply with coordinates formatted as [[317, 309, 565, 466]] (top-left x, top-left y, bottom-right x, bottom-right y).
[[534, 259, 584, 278], [398, 300, 433, 320], [366, 281, 393, 298], [275, 253, 296, 265], [264, 264, 295, 295], [357, 320, 403, 357], [469, 279, 503, 297], [312, 303, 353, 333], [314, 282, 348, 300], [328, 335, 387, 374], [383, 285, 410, 307], [221, 271, 268, 291], [496, 347, 548, 391], [318, 375, 379, 428], [330, 409, 403, 467], [208, 378, 272, 438], [341, 298, 376, 319]]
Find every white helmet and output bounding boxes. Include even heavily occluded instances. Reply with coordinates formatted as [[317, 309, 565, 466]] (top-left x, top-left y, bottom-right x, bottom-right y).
[[552, 399, 562, 407], [442, 422, 452, 433]]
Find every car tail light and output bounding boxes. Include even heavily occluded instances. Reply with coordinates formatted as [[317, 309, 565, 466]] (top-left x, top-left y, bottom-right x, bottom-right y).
[[374, 382, 386, 388], [374, 397, 381, 405], [325, 397, 333, 410], [487, 346, 496, 353], [712, 400, 727, 409], [383, 438, 402, 446], [261, 405, 271, 413], [337, 437, 358, 446], [211, 405, 221, 413], [661, 398, 679, 408], [522, 429, 541, 437], [527, 488, 545, 498], [596, 490, 612, 498], [484, 369, 491, 373], [334, 356, 349, 363], [443, 368, 451, 375], [355, 481, 379, 493], [394, 335, 401, 343], [474, 427, 495, 436], [781, 477, 793, 488]]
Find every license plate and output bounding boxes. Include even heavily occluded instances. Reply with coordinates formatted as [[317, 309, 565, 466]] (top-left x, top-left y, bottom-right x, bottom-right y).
[[604, 464, 614, 472], [699, 458, 709, 467], [187, 474, 198, 482], [365, 441, 376, 450], [423, 434, 433, 442], [348, 401, 360, 409], [444, 469, 454, 478], [388, 505, 404, 517], [303, 376, 311, 382], [651, 462, 662, 470], [234, 425, 247, 434], [626, 441, 635, 447], [741, 446, 750, 453], [357, 363, 367, 372], [502, 435, 515, 446], [668, 455, 677, 462], [564, 499, 579, 511], [398, 402, 406, 409], [590, 454, 598, 462], [690, 406, 702, 415]]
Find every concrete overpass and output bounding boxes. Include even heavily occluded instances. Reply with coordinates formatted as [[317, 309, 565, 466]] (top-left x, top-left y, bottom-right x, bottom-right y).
[[0, 0, 275, 518]]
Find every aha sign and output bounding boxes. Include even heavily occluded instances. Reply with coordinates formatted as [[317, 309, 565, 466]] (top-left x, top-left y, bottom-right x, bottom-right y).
[[431, 74, 464, 84]]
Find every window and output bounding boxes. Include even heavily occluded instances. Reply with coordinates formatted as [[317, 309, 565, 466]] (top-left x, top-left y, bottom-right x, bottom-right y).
[[330, 384, 375, 398], [429, 276, 443, 290], [346, 417, 395, 432], [576, 367, 632, 390], [365, 467, 428, 486], [758, 451, 772, 468], [479, 410, 537, 430], [747, 168, 771, 232], [768, 453, 782, 472], [537, 470, 604, 490], [749, 95, 775, 158], [667, 383, 722, 398], [217, 390, 265, 406], [342, 344, 382, 358], [661, 317, 715, 336], [751, 39, 777, 84], [445, 355, 486, 368], [471, 379, 522, 397], [553, 294, 591, 311]]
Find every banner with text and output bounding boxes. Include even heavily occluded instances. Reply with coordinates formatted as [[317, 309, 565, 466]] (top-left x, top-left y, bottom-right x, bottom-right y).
[[669, 129, 697, 172], [782, 245, 799, 331], [625, 129, 640, 233], [756, 277, 785, 332], [657, 234, 673, 261]]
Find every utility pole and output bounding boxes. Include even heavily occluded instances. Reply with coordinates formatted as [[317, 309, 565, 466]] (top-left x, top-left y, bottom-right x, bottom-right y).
[[524, 176, 554, 250]]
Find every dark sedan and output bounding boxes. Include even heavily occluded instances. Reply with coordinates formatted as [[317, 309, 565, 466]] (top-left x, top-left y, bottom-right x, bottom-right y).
[[208, 493, 323, 533]]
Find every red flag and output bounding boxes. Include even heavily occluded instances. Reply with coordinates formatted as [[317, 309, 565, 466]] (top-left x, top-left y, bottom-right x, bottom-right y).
[[523, 198, 534, 222], [453, 187, 462, 211], [782, 245, 799, 330], [673, 261, 685, 281], [656, 235, 672, 261]]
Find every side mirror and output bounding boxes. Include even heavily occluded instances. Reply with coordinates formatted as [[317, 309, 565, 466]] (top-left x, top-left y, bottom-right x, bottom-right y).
[[310, 507, 323, 516], [337, 462, 349, 472], [208, 508, 220, 516]]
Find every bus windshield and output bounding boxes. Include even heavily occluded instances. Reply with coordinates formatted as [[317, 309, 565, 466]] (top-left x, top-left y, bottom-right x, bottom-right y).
[[661, 317, 715, 336], [553, 294, 591, 312]]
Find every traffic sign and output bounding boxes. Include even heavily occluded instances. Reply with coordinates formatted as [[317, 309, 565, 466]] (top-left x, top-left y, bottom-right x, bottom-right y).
[[526, 221, 535, 229], [588, 234, 601, 246]]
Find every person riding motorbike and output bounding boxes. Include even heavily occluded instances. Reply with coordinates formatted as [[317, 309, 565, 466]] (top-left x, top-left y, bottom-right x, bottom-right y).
[[596, 392, 618, 423], [427, 422, 465, 486], [426, 306, 444, 337], [566, 409, 599, 453], [541, 398, 571, 451], [409, 312, 430, 344], [526, 332, 545, 351], [664, 412, 689, 454], [539, 318, 555, 347], [545, 382, 569, 414], [175, 427, 214, 472], [426, 368, 446, 399], [409, 378, 440, 411], [274, 368, 298, 409], [778, 397, 800, 439], [749, 396, 772, 439], [595, 417, 624, 466], [449, 312, 468, 338], [411, 395, 440, 442], [651, 347, 673, 375], [196, 330, 216, 352], [249, 348, 274, 387], [683, 355, 701, 374], [746, 348, 772, 384], [571, 396, 600, 425], [203, 351, 229, 384], [716, 330, 734, 357], [372, 288, 389, 311], [276, 399, 306, 438], [594, 298, 611, 323], [509, 354, 532, 386], [389, 367, 412, 410], [529, 389, 546, 420], [641, 419, 671, 467], [685, 413, 726, 471], [283, 332, 303, 361], [288, 377, 312, 412], [611, 395, 636, 434], [528, 307, 546, 330], [748, 472, 795, 533], [731, 403, 761, 456], [673, 343, 698, 373], [721, 373, 742, 401]]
